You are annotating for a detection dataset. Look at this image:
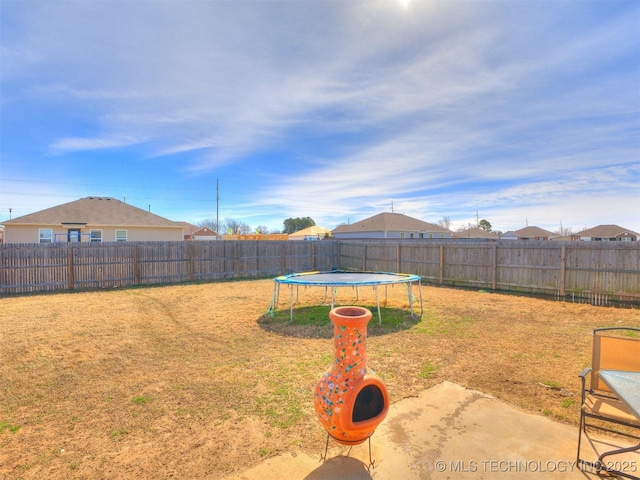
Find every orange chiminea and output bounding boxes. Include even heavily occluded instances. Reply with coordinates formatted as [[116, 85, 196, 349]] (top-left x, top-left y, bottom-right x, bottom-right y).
[[313, 306, 389, 447]]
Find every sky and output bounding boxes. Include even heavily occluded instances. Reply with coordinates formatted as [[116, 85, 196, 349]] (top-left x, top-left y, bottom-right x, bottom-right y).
[[1, 0, 639, 234]]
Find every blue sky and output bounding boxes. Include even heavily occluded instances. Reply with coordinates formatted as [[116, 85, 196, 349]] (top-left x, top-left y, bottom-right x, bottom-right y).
[[1, 0, 639, 234]]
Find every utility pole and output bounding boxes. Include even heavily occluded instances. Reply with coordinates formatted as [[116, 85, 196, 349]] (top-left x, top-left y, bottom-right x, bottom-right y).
[[216, 178, 219, 234]]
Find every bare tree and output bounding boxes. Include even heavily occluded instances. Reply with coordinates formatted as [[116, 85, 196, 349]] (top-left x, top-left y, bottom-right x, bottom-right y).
[[197, 218, 219, 232], [438, 216, 452, 230], [223, 217, 251, 235], [556, 224, 574, 236]]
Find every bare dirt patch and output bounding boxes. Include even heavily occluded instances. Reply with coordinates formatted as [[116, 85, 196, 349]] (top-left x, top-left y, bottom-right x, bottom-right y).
[[1, 279, 638, 479]]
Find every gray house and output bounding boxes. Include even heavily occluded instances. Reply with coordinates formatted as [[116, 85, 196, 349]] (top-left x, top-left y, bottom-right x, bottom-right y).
[[332, 212, 452, 240]]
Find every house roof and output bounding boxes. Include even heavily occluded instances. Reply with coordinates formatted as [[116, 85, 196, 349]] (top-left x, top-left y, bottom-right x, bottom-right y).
[[332, 212, 450, 234], [193, 227, 218, 236], [175, 221, 199, 234], [576, 224, 639, 238], [513, 226, 556, 238], [289, 226, 332, 238], [454, 227, 499, 239], [1, 197, 181, 228]]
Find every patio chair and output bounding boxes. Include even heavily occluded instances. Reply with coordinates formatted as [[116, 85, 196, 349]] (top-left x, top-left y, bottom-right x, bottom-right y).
[[577, 327, 640, 474]]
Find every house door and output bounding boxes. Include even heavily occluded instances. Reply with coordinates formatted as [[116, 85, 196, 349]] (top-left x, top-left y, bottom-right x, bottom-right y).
[[67, 229, 81, 242]]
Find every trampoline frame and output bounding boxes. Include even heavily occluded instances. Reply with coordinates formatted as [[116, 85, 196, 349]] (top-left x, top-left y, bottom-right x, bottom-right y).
[[267, 270, 423, 324]]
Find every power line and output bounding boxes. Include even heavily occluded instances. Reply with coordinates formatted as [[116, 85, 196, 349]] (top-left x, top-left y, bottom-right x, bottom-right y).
[[2, 178, 212, 192]]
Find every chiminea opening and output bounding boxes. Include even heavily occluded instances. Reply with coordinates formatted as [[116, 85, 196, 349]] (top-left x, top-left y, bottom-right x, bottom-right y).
[[352, 384, 385, 423], [335, 306, 368, 317]]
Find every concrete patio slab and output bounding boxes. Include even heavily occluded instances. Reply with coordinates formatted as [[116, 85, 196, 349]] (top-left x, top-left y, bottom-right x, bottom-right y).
[[225, 381, 639, 479]]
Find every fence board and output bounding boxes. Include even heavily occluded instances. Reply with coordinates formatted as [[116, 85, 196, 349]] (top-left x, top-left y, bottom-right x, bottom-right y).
[[337, 240, 640, 305], [0, 241, 340, 294], [1, 240, 638, 305]]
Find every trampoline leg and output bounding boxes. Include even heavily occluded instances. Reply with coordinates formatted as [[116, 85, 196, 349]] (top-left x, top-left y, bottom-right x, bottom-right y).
[[375, 286, 382, 325], [407, 283, 414, 318], [266, 283, 279, 317], [289, 284, 294, 324]]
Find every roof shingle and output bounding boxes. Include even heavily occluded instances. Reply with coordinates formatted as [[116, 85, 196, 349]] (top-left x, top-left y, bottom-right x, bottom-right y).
[[2, 197, 181, 228], [332, 212, 449, 234]]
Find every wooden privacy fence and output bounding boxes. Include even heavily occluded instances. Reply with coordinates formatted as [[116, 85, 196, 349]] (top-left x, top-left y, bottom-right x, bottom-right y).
[[0, 241, 338, 294], [337, 240, 640, 305], [1, 240, 639, 305]]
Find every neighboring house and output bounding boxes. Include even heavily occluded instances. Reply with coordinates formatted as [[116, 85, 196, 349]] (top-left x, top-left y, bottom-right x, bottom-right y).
[[453, 227, 499, 240], [192, 227, 218, 241], [499, 226, 556, 241], [175, 221, 199, 240], [576, 225, 638, 242], [1, 196, 184, 244], [289, 225, 332, 240], [551, 234, 581, 242], [332, 212, 453, 240], [499, 231, 519, 241]]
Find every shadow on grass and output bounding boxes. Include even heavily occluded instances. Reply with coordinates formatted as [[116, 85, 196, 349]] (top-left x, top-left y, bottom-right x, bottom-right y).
[[257, 304, 421, 339]]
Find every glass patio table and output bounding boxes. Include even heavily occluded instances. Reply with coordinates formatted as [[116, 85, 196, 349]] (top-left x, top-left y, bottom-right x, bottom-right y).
[[595, 370, 640, 479]]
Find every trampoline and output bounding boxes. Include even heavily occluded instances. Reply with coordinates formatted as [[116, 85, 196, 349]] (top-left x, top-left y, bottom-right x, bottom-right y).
[[267, 270, 423, 324]]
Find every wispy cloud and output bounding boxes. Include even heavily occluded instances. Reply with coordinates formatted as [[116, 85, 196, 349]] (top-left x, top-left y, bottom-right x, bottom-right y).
[[1, 1, 638, 232]]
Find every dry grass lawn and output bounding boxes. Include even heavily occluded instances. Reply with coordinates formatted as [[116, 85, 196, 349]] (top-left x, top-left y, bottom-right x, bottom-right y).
[[1, 279, 638, 479]]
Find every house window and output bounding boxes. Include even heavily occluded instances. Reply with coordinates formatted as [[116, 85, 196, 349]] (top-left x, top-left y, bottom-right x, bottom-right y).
[[115, 230, 127, 242], [90, 230, 102, 242], [39, 228, 52, 243], [400, 233, 405, 238], [67, 229, 81, 242], [410, 233, 414, 239]]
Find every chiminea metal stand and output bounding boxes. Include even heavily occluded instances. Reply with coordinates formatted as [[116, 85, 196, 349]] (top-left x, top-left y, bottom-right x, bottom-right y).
[[313, 306, 389, 469], [320, 432, 377, 470]]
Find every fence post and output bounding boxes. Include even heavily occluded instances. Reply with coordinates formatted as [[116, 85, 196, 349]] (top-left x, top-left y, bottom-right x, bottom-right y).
[[560, 245, 567, 296], [189, 242, 195, 281], [492, 244, 498, 290], [255, 242, 259, 276], [281, 242, 286, 274], [134, 244, 140, 284], [396, 244, 401, 273], [439, 244, 445, 285], [363, 244, 367, 271], [311, 242, 315, 271], [67, 245, 74, 290]]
